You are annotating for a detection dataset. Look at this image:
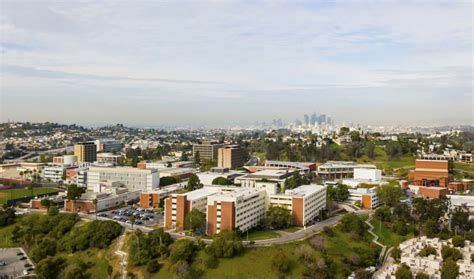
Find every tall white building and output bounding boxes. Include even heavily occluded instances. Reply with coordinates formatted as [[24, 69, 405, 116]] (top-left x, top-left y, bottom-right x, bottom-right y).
[[87, 166, 159, 192]]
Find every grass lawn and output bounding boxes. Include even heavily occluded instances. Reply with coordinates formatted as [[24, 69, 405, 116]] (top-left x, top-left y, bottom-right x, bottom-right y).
[[0, 223, 18, 248], [454, 162, 474, 172], [140, 223, 379, 279], [370, 219, 411, 248], [242, 228, 281, 241], [358, 146, 415, 171], [279, 226, 302, 233], [0, 187, 59, 204]]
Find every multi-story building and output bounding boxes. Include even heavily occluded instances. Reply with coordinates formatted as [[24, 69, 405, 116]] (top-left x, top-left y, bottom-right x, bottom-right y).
[[193, 141, 224, 161], [197, 167, 246, 185], [42, 165, 66, 183], [65, 186, 140, 213], [207, 188, 267, 235], [234, 169, 293, 188], [96, 153, 123, 166], [74, 142, 97, 163], [408, 159, 451, 187], [87, 166, 159, 192], [265, 161, 316, 173], [139, 182, 186, 208], [164, 187, 220, 231], [348, 187, 382, 209], [95, 138, 123, 152], [217, 145, 246, 169], [317, 161, 376, 180], [269, 185, 327, 226]]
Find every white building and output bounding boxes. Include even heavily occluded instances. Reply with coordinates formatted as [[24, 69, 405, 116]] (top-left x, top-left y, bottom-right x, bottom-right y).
[[207, 187, 267, 234], [87, 166, 159, 192], [318, 161, 376, 180], [447, 195, 474, 217], [235, 169, 292, 188], [375, 237, 474, 279], [196, 168, 245, 185], [96, 153, 123, 166], [42, 165, 66, 183], [269, 184, 327, 226], [348, 187, 381, 209]]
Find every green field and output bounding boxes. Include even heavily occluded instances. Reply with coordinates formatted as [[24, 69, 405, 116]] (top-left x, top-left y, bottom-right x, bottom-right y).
[[243, 228, 281, 241], [370, 219, 411, 248], [131, 224, 379, 279], [0, 187, 59, 204]]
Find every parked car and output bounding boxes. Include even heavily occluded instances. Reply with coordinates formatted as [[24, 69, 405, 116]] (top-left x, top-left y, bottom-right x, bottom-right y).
[[16, 252, 24, 256], [0, 261, 7, 266], [98, 213, 108, 217], [24, 263, 32, 268], [19, 257, 27, 260]]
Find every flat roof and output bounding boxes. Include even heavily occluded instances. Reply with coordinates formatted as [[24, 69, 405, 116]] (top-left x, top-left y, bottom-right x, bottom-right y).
[[246, 169, 291, 178], [183, 187, 220, 201], [284, 184, 326, 197], [208, 187, 263, 202]]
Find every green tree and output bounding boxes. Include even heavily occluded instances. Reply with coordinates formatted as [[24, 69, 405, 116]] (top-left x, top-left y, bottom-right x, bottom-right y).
[[422, 219, 439, 238], [451, 235, 465, 248], [441, 259, 459, 279], [194, 151, 200, 165], [186, 174, 202, 191], [184, 208, 206, 235], [207, 230, 243, 258], [395, 263, 413, 279], [340, 213, 366, 239], [212, 176, 231, 185], [168, 239, 196, 264], [441, 245, 463, 261], [36, 256, 65, 279], [40, 199, 51, 208], [47, 205, 59, 216], [418, 245, 436, 257], [376, 184, 402, 207], [265, 206, 292, 229]]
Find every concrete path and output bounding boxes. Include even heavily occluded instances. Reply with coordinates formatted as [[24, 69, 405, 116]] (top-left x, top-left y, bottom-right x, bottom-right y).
[[365, 215, 387, 264], [114, 230, 129, 279]]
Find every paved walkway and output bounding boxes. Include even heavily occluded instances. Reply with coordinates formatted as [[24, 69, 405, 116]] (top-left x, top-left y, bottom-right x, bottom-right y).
[[365, 215, 387, 264], [114, 230, 129, 279]]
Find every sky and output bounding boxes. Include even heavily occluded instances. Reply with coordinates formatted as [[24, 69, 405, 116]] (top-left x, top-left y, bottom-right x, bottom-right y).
[[0, 0, 473, 127]]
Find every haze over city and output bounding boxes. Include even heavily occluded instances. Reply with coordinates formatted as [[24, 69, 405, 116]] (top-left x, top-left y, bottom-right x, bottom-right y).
[[1, 1, 473, 127]]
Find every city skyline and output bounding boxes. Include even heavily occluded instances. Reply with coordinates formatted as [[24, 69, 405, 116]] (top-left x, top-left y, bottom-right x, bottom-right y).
[[1, 1, 473, 127]]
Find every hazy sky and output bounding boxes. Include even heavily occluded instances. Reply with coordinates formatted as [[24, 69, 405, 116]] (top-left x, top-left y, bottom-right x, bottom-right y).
[[1, 0, 472, 127]]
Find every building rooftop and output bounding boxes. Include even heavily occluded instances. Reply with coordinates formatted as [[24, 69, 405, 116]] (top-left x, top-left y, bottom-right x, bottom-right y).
[[183, 187, 220, 201], [245, 169, 292, 179], [282, 184, 326, 197]]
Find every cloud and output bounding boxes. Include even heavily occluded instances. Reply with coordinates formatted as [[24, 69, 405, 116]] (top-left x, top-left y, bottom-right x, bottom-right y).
[[0, 0, 472, 126]]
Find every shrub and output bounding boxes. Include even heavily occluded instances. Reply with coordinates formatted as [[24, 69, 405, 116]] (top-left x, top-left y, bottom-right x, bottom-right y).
[[206, 231, 242, 258], [146, 259, 161, 273], [323, 226, 334, 237], [271, 252, 291, 277], [415, 272, 429, 279], [441, 245, 463, 262], [451, 235, 465, 248], [418, 245, 436, 257]]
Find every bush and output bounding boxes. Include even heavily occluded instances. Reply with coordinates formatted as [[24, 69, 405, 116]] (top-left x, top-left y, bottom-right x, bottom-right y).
[[168, 239, 197, 264], [0, 208, 16, 227], [129, 228, 173, 266], [160, 176, 178, 187], [211, 177, 231, 185], [35, 256, 66, 279], [308, 235, 326, 252], [451, 235, 465, 248], [146, 259, 161, 273], [271, 252, 291, 277], [340, 213, 366, 238], [391, 247, 401, 262], [294, 244, 314, 262], [441, 259, 459, 279], [415, 272, 429, 279], [441, 245, 463, 261], [207, 231, 242, 258], [323, 226, 334, 237], [418, 245, 436, 257], [265, 206, 292, 229], [60, 220, 122, 252], [47, 205, 59, 216], [395, 263, 413, 279]]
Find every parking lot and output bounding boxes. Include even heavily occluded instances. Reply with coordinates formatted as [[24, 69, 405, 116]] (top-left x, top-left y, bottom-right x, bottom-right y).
[[0, 248, 35, 278], [99, 206, 163, 227]]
